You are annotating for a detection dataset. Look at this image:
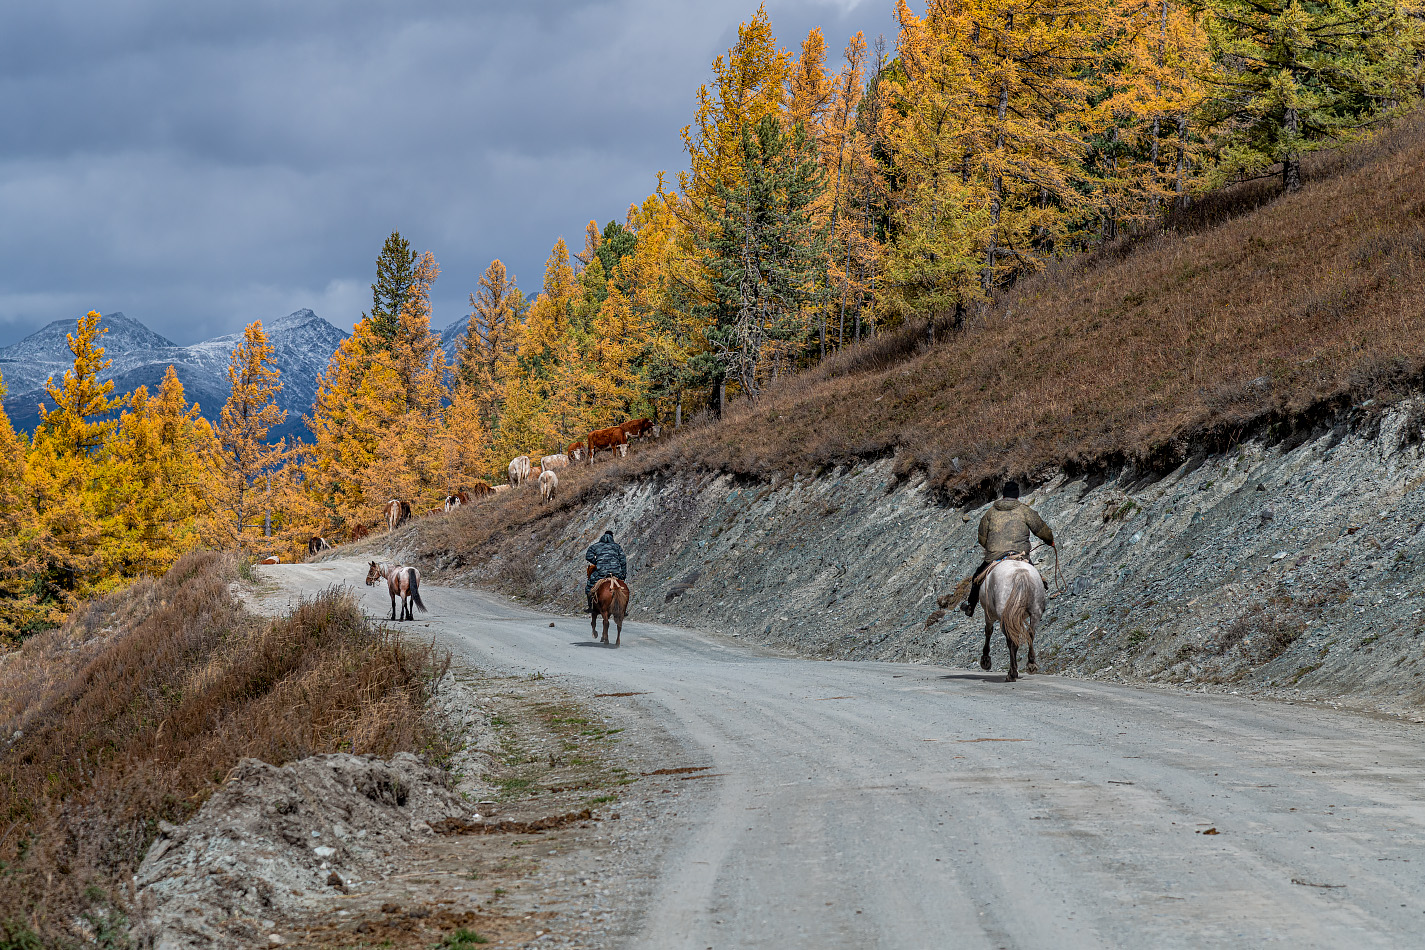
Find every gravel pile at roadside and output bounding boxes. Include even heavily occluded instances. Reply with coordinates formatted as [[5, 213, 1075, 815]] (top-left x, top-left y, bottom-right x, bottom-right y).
[[136, 752, 473, 950]]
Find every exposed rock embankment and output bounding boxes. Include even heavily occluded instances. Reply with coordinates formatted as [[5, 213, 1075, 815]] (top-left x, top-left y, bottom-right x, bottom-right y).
[[136, 752, 471, 949], [432, 401, 1425, 719]]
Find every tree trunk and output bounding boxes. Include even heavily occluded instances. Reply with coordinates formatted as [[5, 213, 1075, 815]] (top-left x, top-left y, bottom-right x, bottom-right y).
[[675, 391, 683, 428], [1283, 108, 1301, 192], [1175, 114, 1189, 210]]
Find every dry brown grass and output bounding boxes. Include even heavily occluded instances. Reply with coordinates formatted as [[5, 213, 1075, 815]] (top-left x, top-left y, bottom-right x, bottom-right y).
[[405, 111, 1425, 563], [0, 550, 449, 944]]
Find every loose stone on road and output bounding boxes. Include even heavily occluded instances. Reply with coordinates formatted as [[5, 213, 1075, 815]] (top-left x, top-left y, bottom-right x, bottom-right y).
[[266, 560, 1425, 949]]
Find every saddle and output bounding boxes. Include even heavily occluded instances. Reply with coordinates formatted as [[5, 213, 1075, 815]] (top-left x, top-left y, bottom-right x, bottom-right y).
[[972, 552, 1029, 585]]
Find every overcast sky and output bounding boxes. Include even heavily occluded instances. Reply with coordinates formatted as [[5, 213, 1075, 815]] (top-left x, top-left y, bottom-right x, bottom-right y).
[[0, 0, 897, 347]]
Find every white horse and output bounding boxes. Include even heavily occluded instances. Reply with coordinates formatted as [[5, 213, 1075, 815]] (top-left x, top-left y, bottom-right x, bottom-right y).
[[979, 558, 1046, 682]]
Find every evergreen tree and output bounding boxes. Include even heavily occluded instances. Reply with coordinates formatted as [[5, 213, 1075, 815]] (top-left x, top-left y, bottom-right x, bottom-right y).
[[205, 321, 289, 553], [698, 114, 829, 406], [1201, 0, 1418, 191], [365, 230, 418, 344]]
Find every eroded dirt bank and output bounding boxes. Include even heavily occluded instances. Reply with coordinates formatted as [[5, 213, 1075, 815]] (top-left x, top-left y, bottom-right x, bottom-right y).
[[419, 401, 1425, 719]]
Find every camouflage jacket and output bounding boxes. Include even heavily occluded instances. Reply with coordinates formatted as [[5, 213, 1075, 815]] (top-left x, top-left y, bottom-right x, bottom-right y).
[[978, 499, 1054, 559], [585, 532, 627, 590]]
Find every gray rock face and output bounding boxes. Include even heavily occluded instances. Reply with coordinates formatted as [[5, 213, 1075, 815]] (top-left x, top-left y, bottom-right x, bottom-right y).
[[0, 310, 347, 445], [447, 400, 1425, 719], [135, 752, 467, 950]]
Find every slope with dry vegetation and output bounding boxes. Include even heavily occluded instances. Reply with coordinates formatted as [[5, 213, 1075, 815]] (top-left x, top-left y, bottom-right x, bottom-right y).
[[0, 552, 449, 945], [439, 111, 1425, 534]]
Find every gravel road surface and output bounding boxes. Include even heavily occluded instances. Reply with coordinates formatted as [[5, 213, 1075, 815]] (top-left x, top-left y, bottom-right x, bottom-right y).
[[267, 560, 1425, 949]]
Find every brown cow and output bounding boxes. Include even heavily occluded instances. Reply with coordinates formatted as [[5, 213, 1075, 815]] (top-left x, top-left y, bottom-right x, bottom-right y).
[[350, 523, 371, 542], [586, 426, 628, 464], [619, 418, 655, 440], [468, 479, 494, 497], [444, 491, 471, 513], [567, 440, 587, 463]]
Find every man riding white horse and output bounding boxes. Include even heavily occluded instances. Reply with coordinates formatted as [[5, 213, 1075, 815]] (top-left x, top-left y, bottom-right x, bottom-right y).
[[585, 530, 628, 615], [961, 481, 1054, 617]]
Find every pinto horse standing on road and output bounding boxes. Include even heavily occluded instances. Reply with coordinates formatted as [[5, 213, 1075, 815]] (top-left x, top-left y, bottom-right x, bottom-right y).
[[979, 558, 1046, 682], [587, 565, 629, 645], [366, 561, 427, 622]]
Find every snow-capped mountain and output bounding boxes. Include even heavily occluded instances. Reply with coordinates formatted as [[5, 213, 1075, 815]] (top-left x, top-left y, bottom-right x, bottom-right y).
[[0, 310, 347, 445], [439, 315, 468, 367]]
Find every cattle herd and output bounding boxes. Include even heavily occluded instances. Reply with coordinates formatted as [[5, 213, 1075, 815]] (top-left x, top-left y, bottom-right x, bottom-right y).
[[303, 417, 661, 556]]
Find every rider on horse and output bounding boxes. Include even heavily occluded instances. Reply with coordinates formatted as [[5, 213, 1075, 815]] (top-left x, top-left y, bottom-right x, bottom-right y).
[[960, 481, 1054, 617], [585, 530, 628, 615]]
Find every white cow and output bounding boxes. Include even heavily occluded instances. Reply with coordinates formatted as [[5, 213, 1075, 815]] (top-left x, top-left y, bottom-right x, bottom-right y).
[[508, 455, 532, 487], [541, 453, 570, 473], [539, 469, 559, 503]]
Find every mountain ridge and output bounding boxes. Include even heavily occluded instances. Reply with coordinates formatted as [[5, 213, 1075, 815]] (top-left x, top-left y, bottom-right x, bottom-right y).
[[0, 310, 348, 444]]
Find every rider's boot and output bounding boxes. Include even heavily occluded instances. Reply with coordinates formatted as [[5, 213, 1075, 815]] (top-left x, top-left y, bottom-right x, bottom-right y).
[[960, 600, 975, 617]]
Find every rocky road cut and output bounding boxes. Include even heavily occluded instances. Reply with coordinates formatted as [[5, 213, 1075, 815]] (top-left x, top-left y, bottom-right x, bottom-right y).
[[267, 560, 1425, 949]]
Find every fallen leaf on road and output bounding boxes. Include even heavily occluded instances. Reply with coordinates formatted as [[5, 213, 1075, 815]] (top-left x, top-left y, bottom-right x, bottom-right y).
[[1198, 828, 1220, 835]]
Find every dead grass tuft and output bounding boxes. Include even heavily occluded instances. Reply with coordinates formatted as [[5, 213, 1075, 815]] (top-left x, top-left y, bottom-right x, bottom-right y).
[[0, 550, 449, 944]]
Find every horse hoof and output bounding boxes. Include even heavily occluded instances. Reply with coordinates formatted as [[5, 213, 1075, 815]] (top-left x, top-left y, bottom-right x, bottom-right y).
[[1005, 674, 1017, 683], [979, 658, 992, 671], [1026, 664, 1038, 674]]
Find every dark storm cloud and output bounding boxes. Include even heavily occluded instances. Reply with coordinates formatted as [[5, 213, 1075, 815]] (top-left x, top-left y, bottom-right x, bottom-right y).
[[0, 0, 896, 347]]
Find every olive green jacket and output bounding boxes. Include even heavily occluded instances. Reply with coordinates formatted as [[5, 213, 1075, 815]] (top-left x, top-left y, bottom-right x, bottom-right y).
[[978, 498, 1054, 559]]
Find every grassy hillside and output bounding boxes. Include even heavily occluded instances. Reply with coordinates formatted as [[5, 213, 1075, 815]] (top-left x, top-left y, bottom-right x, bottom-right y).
[[643, 112, 1425, 497], [417, 112, 1425, 559]]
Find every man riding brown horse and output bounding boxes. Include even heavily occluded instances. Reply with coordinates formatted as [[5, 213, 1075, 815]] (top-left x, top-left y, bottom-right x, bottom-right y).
[[961, 481, 1054, 617], [585, 530, 627, 615]]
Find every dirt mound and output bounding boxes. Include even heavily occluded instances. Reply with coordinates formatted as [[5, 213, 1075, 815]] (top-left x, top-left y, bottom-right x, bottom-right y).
[[136, 752, 471, 950]]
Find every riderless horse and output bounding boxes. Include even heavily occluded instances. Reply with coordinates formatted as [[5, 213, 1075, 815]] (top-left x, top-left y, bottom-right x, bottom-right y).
[[366, 561, 427, 622], [978, 557, 1046, 682], [384, 499, 411, 532]]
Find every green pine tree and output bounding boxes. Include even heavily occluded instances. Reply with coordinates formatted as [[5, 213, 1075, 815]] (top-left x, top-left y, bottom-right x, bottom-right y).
[[1201, 0, 1419, 191], [366, 230, 418, 344], [696, 114, 829, 408]]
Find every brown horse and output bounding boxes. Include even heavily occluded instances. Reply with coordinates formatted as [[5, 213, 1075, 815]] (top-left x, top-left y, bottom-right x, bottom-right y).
[[384, 499, 412, 532], [590, 575, 630, 646], [350, 523, 370, 542], [366, 561, 427, 621]]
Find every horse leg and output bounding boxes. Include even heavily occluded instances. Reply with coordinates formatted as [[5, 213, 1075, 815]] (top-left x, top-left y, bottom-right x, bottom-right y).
[[601, 614, 609, 644], [981, 616, 994, 671], [1005, 631, 1019, 682], [614, 615, 622, 647], [1026, 630, 1039, 674], [590, 602, 598, 638], [390, 592, 397, 621]]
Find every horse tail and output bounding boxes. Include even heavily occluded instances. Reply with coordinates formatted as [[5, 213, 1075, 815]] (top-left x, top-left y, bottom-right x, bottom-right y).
[[1001, 570, 1035, 647], [612, 581, 628, 625], [409, 569, 428, 613]]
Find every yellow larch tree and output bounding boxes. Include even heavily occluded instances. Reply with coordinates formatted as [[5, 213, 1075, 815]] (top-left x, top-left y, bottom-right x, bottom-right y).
[[305, 320, 405, 536], [389, 251, 453, 509], [519, 238, 579, 371], [25, 311, 124, 609], [108, 366, 210, 576], [204, 320, 290, 555], [0, 370, 44, 642], [680, 5, 790, 209], [456, 259, 525, 428]]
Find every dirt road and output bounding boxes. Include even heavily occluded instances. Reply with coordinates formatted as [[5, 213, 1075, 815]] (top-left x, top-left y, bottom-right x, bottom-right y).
[[267, 560, 1425, 949]]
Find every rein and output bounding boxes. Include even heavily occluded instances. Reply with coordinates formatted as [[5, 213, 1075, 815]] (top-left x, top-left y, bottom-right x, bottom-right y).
[[1031, 542, 1066, 597]]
